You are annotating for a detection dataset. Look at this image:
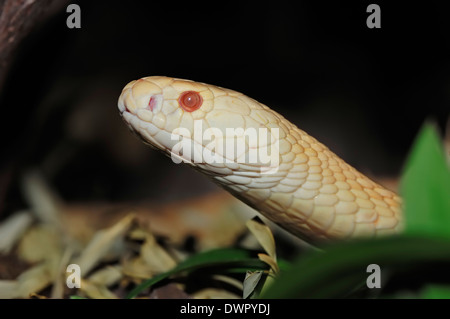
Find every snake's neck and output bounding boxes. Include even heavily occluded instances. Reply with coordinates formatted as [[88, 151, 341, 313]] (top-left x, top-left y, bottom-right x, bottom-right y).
[[209, 126, 403, 241]]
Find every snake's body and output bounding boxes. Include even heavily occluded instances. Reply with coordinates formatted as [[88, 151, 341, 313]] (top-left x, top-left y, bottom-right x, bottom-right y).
[[118, 76, 402, 242]]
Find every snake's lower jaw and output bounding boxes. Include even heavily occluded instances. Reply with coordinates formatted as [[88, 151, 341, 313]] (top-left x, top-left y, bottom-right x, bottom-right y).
[[118, 95, 126, 113]]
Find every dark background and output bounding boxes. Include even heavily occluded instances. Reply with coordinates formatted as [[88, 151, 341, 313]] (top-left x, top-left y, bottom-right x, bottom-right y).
[[0, 0, 449, 214]]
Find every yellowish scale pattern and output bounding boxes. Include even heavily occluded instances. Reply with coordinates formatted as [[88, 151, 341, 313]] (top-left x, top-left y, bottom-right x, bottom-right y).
[[118, 76, 403, 243]]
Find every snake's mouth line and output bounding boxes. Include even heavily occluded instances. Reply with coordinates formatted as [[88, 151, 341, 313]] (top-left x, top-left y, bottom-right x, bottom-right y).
[[121, 110, 281, 174]]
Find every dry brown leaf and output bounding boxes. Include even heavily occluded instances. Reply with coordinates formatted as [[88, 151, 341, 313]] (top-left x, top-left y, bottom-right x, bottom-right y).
[[212, 275, 243, 291], [29, 292, 48, 299], [246, 217, 276, 261], [8, 224, 65, 298], [51, 246, 74, 299], [15, 262, 55, 298], [0, 280, 19, 299], [128, 227, 148, 241], [21, 170, 64, 228], [18, 225, 62, 263], [149, 283, 191, 299], [192, 288, 240, 299], [79, 279, 118, 299], [257, 253, 279, 274], [88, 265, 122, 287], [0, 210, 33, 253], [60, 191, 250, 251], [122, 256, 154, 280], [72, 214, 135, 276], [141, 231, 177, 274]]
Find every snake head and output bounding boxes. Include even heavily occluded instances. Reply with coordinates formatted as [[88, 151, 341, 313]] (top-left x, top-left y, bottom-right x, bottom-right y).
[[118, 76, 281, 174], [118, 76, 215, 153]]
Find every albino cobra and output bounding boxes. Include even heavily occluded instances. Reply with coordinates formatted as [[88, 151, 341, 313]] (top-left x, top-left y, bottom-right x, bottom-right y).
[[118, 76, 403, 243]]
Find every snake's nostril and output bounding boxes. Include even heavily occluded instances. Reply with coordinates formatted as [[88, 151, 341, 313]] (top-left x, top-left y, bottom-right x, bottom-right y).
[[148, 96, 157, 111], [147, 94, 163, 113]]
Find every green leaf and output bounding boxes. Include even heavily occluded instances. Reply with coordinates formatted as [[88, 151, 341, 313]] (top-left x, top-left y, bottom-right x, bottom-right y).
[[126, 248, 267, 299], [276, 258, 292, 272], [261, 236, 450, 299], [421, 284, 450, 299], [69, 296, 87, 299], [401, 122, 450, 238]]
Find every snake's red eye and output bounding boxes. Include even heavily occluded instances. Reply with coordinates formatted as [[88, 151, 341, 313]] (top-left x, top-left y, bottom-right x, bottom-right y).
[[178, 91, 203, 112]]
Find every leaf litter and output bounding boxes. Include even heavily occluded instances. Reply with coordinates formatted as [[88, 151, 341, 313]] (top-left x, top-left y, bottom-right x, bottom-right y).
[[0, 170, 284, 299]]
